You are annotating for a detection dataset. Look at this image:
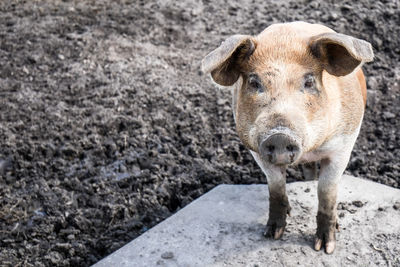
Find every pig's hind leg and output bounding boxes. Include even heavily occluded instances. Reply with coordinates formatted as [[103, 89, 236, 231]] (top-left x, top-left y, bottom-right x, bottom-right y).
[[251, 151, 290, 240], [301, 161, 319, 181]]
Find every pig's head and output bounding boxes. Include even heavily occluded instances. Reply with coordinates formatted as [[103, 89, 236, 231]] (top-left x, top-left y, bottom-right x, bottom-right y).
[[202, 23, 373, 166]]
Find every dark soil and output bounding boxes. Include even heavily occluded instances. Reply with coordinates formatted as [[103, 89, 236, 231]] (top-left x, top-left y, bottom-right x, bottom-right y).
[[0, 0, 398, 266]]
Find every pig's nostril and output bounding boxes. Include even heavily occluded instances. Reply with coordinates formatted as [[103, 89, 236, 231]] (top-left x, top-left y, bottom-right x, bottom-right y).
[[259, 133, 300, 165]]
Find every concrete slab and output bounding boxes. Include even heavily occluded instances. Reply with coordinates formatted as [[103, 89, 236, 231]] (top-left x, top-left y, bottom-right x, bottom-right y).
[[93, 175, 400, 267]]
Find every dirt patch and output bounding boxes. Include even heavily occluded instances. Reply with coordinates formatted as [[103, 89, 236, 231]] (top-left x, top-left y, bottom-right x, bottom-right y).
[[0, 0, 398, 266]]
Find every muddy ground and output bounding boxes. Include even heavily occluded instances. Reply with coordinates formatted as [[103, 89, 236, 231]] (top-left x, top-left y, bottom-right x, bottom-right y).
[[0, 0, 399, 266]]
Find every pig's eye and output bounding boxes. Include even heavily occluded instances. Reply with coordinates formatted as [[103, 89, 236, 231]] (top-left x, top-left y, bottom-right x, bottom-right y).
[[304, 74, 315, 88], [302, 73, 319, 95], [248, 75, 264, 93]]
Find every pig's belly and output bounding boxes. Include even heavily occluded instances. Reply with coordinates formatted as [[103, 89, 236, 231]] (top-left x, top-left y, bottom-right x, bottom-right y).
[[297, 150, 329, 164]]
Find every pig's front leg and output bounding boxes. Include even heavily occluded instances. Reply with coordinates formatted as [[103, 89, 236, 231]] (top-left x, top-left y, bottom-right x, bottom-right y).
[[314, 156, 348, 254], [251, 152, 290, 240], [265, 166, 291, 240]]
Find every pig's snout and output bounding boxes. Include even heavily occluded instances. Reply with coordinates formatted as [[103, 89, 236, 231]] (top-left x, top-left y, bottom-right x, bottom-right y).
[[259, 133, 300, 165]]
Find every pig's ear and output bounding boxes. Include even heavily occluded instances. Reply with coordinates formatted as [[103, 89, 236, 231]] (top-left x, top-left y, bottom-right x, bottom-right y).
[[309, 32, 374, 76], [201, 35, 255, 86]]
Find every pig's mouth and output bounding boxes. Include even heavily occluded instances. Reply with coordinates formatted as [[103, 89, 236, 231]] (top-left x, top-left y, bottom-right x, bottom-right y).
[[257, 128, 302, 166]]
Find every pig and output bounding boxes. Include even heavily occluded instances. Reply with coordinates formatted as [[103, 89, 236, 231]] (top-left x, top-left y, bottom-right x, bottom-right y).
[[201, 22, 373, 254]]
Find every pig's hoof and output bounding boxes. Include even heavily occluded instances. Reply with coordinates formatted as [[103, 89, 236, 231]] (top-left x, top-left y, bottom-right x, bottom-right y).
[[314, 212, 338, 254], [265, 196, 290, 240], [263, 212, 289, 240], [314, 236, 336, 254], [264, 224, 285, 240]]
